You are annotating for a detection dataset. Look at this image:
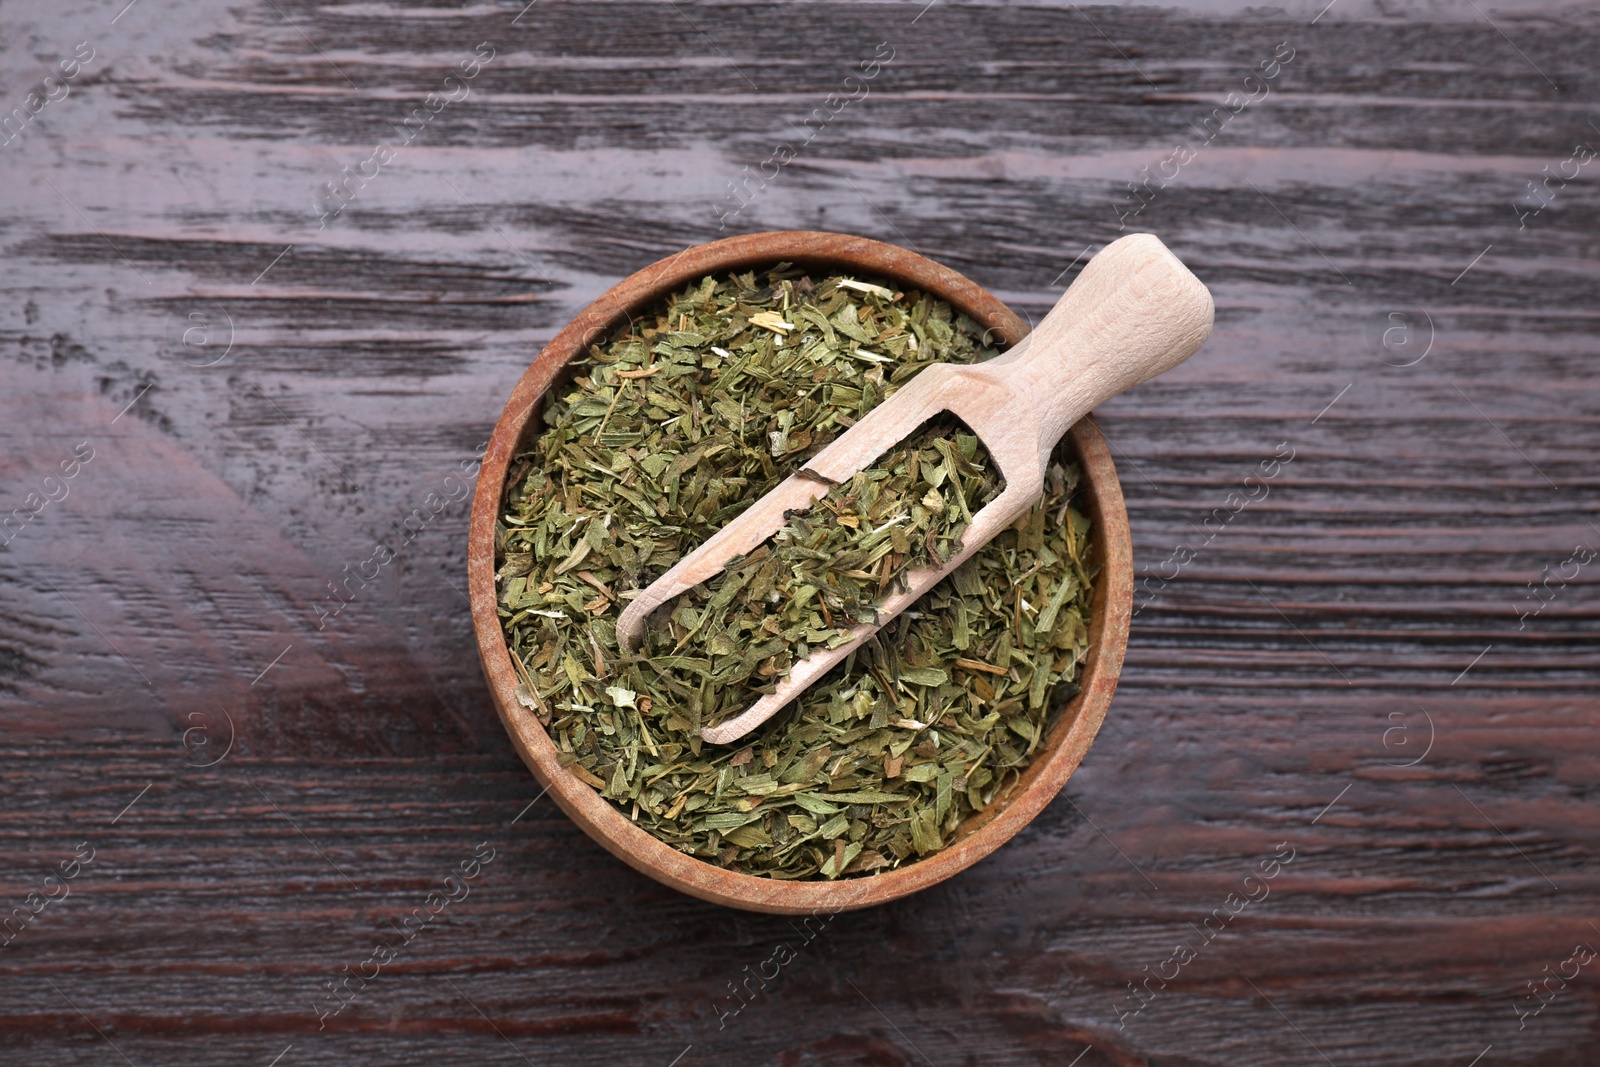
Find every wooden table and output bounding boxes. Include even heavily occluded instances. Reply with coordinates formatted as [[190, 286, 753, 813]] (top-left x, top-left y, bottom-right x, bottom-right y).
[[3, 1, 1596, 1063]]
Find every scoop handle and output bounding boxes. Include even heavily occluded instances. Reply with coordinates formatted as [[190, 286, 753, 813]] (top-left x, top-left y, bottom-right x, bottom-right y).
[[979, 233, 1213, 467]]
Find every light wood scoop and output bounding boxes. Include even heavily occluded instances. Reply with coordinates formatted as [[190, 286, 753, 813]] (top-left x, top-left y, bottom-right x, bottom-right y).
[[616, 233, 1214, 744]]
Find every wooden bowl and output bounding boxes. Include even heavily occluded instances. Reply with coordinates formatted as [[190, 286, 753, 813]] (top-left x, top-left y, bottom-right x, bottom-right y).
[[468, 231, 1132, 914]]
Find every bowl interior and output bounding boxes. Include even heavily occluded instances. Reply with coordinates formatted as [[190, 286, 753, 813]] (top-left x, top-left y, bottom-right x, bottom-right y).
[[468, 231, 1131, 913]]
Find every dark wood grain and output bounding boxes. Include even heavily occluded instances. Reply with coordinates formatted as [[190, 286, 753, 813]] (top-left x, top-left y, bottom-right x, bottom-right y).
[[2, 0, 1598, 1063]]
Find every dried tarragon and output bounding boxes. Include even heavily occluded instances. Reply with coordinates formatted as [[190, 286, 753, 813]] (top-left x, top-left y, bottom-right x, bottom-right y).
[[496, 265, 1096, 880], [643, 417, 1002, 732]]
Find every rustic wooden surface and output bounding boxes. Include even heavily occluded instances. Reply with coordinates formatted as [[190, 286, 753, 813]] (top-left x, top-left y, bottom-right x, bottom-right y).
[[3, 0, 1597, 1063]]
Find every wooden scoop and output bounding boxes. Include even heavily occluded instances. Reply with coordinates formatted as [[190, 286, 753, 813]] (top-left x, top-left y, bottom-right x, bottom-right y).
[[616, 233, 1214, 745]]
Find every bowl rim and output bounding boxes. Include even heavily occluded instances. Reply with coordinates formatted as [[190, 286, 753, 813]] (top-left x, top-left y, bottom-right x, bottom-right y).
[[468, 230, 1132, 914]]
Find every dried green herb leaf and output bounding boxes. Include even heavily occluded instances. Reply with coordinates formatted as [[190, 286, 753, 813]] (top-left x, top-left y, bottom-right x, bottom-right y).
[[497, 265, 1095, 880]]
